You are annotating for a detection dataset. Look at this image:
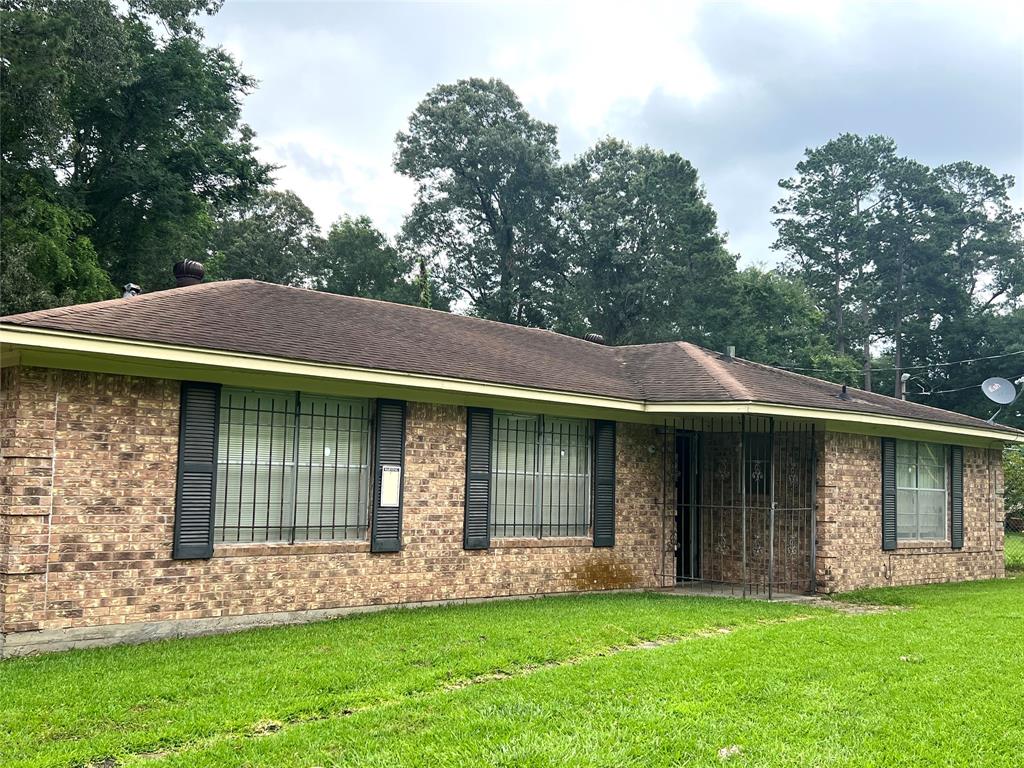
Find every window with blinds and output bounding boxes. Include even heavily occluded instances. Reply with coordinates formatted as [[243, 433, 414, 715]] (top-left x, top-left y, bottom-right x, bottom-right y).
[[214, 388, 371, 543], [491, 413, 591, 538], [895, 440, 947, 542]]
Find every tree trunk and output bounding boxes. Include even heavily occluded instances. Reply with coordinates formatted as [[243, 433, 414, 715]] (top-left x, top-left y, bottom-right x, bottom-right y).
[[497, 226, 516, 324], [862, 303, 872, 391], [863, 342, 872, 391], [893, 254, 904, 398], [834, 274, 845, 356]]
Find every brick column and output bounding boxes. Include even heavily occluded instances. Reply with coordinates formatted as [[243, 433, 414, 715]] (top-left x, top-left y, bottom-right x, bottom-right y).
[[1, 367, 58, 639]]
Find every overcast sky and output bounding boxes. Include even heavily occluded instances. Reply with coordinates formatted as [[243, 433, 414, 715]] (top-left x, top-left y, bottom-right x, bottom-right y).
[[201, 0, 1023, 267]]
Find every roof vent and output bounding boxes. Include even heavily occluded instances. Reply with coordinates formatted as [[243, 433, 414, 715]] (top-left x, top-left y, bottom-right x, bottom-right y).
[[584, 332, 606, 345], [723, 345, 736, 359], [122, 283, 141, 298], [837, 384, 852, 401], [173, 259, 205, 288]]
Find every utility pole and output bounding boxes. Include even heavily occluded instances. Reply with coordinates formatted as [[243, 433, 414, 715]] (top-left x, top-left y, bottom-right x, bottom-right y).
[[898, 372, 910, 400]]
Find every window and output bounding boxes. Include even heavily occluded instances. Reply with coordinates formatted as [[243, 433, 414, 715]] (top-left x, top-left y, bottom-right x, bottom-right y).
[[215, 388, 371, 543], [895, 440, 947, 542], [491, 413, 591, 538]]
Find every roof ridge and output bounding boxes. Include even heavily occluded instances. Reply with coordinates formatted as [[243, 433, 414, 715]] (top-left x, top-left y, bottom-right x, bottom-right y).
[[175, 280, 628, 352], [613, 347, 650, 400], [677, 342, 754, 400], [0, 280, 232, 323]]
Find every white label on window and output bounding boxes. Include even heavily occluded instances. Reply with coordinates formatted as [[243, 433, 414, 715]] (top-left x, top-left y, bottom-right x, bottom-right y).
[[380, 465, 402, 507]]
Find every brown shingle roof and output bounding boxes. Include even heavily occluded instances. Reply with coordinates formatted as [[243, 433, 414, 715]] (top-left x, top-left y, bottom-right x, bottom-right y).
[[2, 280, 1018, 435]]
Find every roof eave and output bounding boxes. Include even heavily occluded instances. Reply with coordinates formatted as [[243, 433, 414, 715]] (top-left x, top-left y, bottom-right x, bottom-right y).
[[3, 323, 1020, 445]]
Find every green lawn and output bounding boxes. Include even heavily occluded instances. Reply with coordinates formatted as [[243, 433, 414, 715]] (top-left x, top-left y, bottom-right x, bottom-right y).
[[3, 579, 1022, 768], [1006, 529, 1024, 571]]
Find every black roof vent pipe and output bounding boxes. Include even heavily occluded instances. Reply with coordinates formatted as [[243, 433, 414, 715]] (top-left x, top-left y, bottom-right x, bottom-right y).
[[173, 259, 205, 287], [838, 384, 852, 401], [584, 332, 606, 345]]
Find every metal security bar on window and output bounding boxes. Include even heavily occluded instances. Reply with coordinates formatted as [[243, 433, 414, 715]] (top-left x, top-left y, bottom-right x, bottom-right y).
[[214, 388, 371, 543], [491, 413, 591, 538], [896, 440, 947, 542]]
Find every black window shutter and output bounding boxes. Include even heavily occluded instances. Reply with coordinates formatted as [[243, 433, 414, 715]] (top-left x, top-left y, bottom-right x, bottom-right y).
[[593, 420, 616, 547], [464, 407, 493, 550], [881, 437, 897, 551], [950, 445, 964, 549], [173, 382, 221, 559], [371, 399, 406, 553]]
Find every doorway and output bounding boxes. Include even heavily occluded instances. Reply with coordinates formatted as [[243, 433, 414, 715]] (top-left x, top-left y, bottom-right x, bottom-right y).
[[675, 431, 699, 582], [665, 417, 816, 597]]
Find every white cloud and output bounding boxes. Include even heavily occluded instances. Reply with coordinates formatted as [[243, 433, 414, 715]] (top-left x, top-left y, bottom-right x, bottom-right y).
[[202, 0, 1023, 264], [258, 131, 416, 234], [490, 1, 719, 139]]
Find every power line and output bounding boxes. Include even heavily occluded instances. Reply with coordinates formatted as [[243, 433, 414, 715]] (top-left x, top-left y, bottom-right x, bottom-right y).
[[913, 373, 1024, 396], [777, 349, 1024, 373]]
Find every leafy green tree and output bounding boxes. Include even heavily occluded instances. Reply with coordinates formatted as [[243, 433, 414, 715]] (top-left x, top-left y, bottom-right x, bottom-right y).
[[316, 215, 448, 309], [908, 308, 1024, 428], [1005, 447, 1024, 523], [1, 0, 270, 310], [0, 176, 114, 315], [870, 161, 1023, 412], [774, 134, 1024, 404], [71, 25, 270, 290], [207, 190, 323, 285], [773, 134, 896, 385], [721, 267, 838, 371], [554, 138, 729, 345], [934, 162, 1024, 314], [395, 78, 560, 325]]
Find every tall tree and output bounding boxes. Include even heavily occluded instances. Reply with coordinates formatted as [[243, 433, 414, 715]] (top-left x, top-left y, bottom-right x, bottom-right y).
[[554, 138, 729, 345], [773, 134, 896, 387], [868, 158, 948, 396], [207, 189, 322, 285], [395, 78, 560, 325], [867, 159, 1023, 406], [0, 0, 270, 310], [315, 215, 448, 309], [775, 133, 1023, 412], [933, 162, 1023, 316]]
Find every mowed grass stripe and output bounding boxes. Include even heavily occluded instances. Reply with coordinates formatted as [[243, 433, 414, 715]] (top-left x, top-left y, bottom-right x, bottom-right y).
[[127, 578, 1024, 768], [1, 593, 814, 768]]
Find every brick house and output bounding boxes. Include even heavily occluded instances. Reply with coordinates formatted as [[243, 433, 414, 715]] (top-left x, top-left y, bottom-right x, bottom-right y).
[[1, 276, 1020, 656]]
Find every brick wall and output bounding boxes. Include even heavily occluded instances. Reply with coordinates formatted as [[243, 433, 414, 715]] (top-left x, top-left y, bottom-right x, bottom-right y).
[[1, 367, 671, 653], [815, 430, 1004, 592], [1, 365, 1009, 653]]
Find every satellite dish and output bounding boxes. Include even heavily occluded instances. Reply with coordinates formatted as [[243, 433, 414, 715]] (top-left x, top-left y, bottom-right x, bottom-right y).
[[981, 377, 1017, 405]]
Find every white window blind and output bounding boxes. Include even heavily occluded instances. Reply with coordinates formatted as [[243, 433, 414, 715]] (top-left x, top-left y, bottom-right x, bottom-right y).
[[895, 440, 947, 542]]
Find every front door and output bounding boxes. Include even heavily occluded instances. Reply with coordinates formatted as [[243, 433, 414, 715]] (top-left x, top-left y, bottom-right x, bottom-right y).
[[676, 432, 699, 582]]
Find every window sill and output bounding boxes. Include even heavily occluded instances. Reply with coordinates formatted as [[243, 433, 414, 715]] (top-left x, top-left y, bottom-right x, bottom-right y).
[[490, 536, 595, 550], [213, 540, 371, 558], [895, 540, 952, 551]]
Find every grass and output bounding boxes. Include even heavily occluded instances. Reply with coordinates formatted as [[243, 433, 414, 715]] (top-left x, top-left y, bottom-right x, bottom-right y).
[[1005, 529, 1024, 571], [3, 580, 1022, 768]]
